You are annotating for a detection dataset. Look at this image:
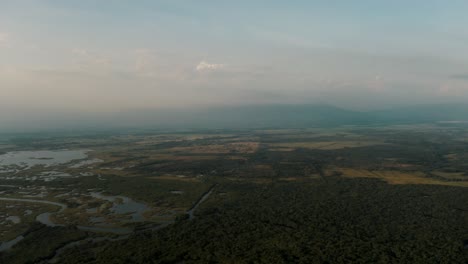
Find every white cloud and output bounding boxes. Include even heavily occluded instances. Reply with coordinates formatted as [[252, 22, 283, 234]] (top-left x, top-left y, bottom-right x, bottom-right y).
[[195, 61, 225, 72]]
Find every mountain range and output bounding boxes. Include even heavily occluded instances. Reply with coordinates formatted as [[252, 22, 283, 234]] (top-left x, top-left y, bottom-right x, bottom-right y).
[[2, 104, 468, 132]]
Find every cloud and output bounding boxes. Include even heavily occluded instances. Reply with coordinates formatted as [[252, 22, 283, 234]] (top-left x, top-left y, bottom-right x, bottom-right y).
[[195, 61, 225, 72]]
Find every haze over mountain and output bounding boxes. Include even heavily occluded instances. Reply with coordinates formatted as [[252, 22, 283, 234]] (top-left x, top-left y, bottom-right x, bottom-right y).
[[1, 0, 468, 129], [2, 103, 468, 132]]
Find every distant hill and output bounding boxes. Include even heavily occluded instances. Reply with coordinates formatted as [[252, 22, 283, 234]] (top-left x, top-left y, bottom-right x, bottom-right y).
[[371, 104, 468, 124], [106, 103, 468, 129], [166, 104, 372, 128], [2, 104, 468, 132]]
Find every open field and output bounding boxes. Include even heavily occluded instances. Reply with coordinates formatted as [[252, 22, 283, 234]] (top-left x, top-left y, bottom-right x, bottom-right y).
[[336, 168, 468, 187], [269, 140, 386, 150], [167, 142, 260, 154]]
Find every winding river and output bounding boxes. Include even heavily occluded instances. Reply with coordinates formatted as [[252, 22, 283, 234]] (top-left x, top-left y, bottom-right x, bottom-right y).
[[0, 197, 67, 251], [0, 184, 217, 261], [0, 196, 135, 251]]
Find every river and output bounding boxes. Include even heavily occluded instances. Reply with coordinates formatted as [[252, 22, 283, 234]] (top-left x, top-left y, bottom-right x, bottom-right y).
[[0, 184, 216, 261]]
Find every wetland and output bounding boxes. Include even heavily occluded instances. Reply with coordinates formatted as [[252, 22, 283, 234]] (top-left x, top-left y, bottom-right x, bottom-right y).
[[2, 124, 468, 263]]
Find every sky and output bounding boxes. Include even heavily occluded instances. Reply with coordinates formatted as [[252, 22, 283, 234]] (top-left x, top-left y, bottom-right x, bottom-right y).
[[1, 0, 468, 118]]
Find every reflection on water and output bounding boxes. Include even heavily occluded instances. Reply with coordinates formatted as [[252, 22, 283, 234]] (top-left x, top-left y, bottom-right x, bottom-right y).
[[69, 158, 103, 168], [89, 216, 105, 223], [90, 192, 149, 222], [36, 212, 65, 227], [0, 191, 151, 252], [0, 150, 89, 169], [6, 215, 20, 224], [0, 235, 24, 251]]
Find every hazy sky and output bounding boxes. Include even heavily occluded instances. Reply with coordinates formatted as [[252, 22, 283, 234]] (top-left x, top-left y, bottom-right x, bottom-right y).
[[1, 0, 468, 115]]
